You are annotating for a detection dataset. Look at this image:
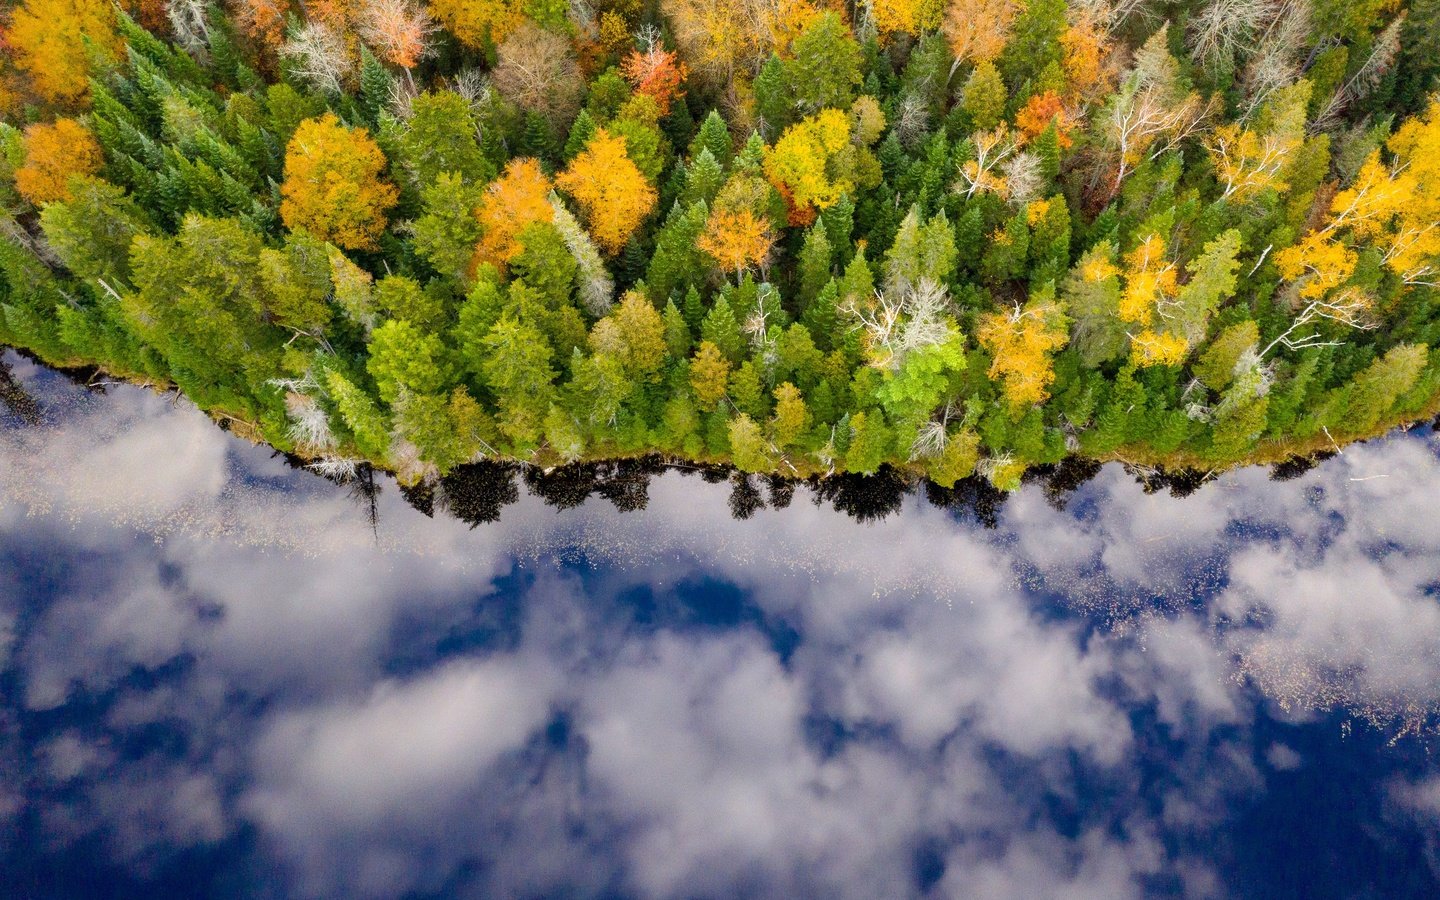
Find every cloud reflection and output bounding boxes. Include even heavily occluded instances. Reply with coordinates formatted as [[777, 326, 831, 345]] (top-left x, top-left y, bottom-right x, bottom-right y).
[[2, 350, 1439, 898]]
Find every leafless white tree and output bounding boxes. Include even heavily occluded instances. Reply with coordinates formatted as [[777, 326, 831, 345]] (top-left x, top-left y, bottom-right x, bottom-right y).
[[280, 22, 352, 97]]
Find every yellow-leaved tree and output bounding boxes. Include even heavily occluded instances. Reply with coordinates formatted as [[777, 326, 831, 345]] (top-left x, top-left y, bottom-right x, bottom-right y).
[[426, 0, 523, 48], [557, 129, 657, 256], [1274, 100, 1440, 307], [8, 0, 122, 106], [763, 108, 855, 220], [14, 118, 104, 205], [977, 296, 1069, 408], [280, 113, 399, 251]]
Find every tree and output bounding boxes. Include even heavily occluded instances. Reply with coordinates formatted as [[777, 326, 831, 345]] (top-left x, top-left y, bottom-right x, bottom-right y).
[[701, 294, 744, 363], [8, 0, 122, 105], [358, 0, 436, 73], [280, 22, 354, 97], [593, 291, 669, 381], [961, 61, 1008, 130], [728, 414, 774, 472], [481, 315, 558, 448], [784, 13, 862, 114], [1062, 241, 1127, 367], [1204, 84, 1307, 203], [397, 91, 492, 189], [764, 109, 854, 215], [413, 173, 486, 284], [473, 158, 555, 273], [367, 318, 453, 403], [557, 128, 658, 255], [280, 113, 399, 251], [15, 119, 103, 205], [943, 0, 1019, 70], [771, 382, 811, 448], [1194, 320, 1260, 392], [977, 295, 1069, 408], [1099, 28, 1213, 193], [428, 0, 523, 48], [621, 45, 689, 115], [493, 21, 585, 132], [549, 194, 615, 317], [661, 0, 770, 92], [38, 176, 151, 284], [845, 410, 892, 474], [697, 208, 774, 278], [259, 233, 334, 335], [689, 340, 731, 410]]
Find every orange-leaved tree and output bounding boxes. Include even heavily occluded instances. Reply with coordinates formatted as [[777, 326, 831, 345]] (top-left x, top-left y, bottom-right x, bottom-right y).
[[620, 46, 689, 115], [15, 118, 104, 205], [358, 0, 437, 72], [697, 208, 774, 279], [472, 158, 554, 273], [557, 129, 657, 256], [279, 113, 399, 251], [7, 0, 123, 106]]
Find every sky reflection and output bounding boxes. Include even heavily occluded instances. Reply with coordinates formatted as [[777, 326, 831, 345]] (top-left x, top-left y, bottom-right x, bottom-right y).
[[2, 350, 1440, 899]]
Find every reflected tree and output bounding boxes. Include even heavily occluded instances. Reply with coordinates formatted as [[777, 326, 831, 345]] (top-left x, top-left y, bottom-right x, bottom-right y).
[[728, 473, 765, 520], [440, 463, 521, 526], [924, 476, 1008, 529], [1034, 458, 1102, 511], [812, 467, 910, 524]]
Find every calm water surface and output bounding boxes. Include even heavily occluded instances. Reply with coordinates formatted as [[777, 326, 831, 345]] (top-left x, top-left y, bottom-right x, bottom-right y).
[[2, 349, 1440, 899]]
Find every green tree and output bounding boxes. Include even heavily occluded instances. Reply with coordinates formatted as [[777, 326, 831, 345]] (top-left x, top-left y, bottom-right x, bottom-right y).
[[784, 13, 862, 114]]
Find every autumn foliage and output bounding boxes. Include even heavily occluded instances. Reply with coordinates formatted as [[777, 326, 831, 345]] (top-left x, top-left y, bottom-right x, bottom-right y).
[[557, 129, 657, 256], [15, 119, 104, 205], [3, 0, 1440, 490], [279, 113, 399, 251], [621, 46, 689, 115], [698, 209, 775, 277], [471, 158, 555, 273], [7, 0, 122, 105]]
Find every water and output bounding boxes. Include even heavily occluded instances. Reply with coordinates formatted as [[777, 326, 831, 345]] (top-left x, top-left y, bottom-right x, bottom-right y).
[[2, 348, 1439, 899]]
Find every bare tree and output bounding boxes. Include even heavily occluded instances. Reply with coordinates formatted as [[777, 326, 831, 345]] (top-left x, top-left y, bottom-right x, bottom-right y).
[[841, 278, 955, 372], [492, 21, 585, 131], [954, 124, 1017, 199], [280, 22, 352, 96], [167, 0, 212, 59], [1259, 288, 1376, 357]]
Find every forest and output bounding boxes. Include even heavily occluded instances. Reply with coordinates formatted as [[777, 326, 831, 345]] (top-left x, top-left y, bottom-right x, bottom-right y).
[[1, 0, 1439, 489]]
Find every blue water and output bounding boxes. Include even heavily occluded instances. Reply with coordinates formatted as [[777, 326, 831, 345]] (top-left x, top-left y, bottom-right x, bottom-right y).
[[2, 349, 1440, 899]]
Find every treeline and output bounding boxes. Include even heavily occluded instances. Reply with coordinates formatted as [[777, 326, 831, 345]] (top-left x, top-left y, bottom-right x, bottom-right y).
[[2, 0, 1440, 489]]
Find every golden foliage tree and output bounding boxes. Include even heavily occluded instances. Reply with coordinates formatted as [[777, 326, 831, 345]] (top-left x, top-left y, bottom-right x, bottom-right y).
[[8, 0, 122, 106], [1274, 100, 1440, 301], [661, 0, 770, 90], [426, 0, 522, 48], [14, 118, 104, 205], [557, 128, 657, 256], [279, 113, 399, 251], [472, 158, 554, 273], [977, 297, 1069, 408], [689, 340, 731, 411], [763, 109, 853, 216], [697, 209, 775, 278]]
